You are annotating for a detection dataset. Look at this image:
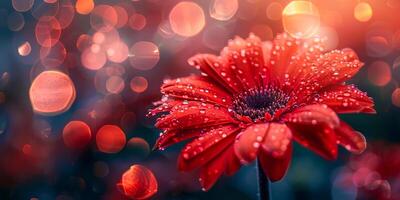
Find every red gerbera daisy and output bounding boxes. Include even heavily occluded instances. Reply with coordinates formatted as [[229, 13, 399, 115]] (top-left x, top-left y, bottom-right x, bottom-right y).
[[149, 33, 375, 191]]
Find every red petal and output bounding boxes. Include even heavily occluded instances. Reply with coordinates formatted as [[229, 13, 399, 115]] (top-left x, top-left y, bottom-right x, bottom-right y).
[[234, 123, 269, 164], [178, 125, 240, 171], [258, 142, 292, 182], [261, 123, 292, 158], [268, 33, 324, 88], [310, 84, 375, 114], [290, 48, 364, 103], [155, 101, 237, 130], [147, 99, 180, 117], [335, 121, 366, 154], [161, 76, 232, 106], [281, 104, 340, 128], [199, 146, 237, 191], [154, 128, 209, 150], [188, 54, 243, 93], [225, 148, 241, 176], [289, 123, 338, 160], [220, 34, 264, 89]]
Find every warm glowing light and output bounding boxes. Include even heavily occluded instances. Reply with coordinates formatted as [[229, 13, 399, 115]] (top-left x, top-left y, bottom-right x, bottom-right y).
[[367, 61, 391, 87], [12, 0, 34, 12], [90, 5, 118, 31], [266, 2, 283, 21], [81, 46, 107, 70], [354, 2, 373, 22], [392, 88, 400, 107], [18, 41, 31, 56], [209, 0, 238, 21], [75, 0, 94, 15], [35, 16, 62, 47], [282, 0, 320, 38], [106, 75, 125, 94], [63, 121, 92, 149], [367, 35, 391, 58], [129, 41, 160, 71], [96, 125, 126, 153], [40, 41, 67, 68], [106, 41, 129, 63], [118, 165, 158, 200], [169, 1, 205, 37], [128, 13, 146, 31], [130, 76, 148, 93], [29, 71, 76, 115]]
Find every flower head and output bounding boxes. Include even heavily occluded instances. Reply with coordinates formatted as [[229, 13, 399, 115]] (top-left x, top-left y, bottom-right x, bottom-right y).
[[149, 33, 375, 191]]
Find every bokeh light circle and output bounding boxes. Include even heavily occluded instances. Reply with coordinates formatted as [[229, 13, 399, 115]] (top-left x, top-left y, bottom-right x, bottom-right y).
[[96, 125, 126, 153], [113, 6, 128, 28], [354, 2, 373, 22], [90, 5, 118, 31], [119, 165, 158, 200], [35, 16, 62, 47], [130, 76, 148, 93], [282, 0, 320, 38], [29, 71, 76, 115], [81, 45, 107, 70], [40, 41, 67, 68], [7, 12, 25, 31], [266, 2, 283, 21], [128, 13, 146, 31], [127, 137, 150, 158], [129, 41, 160, 71], [12, 0, 34, 12], [106, 75, 125, 94], [63, 121, 92, 149], [106, 41, 129, 63], [209, 0, 238, 21], [75, 0, 94, 15], [367, 61, 391, 87], [169, 1, 205, 37], [391, 88, 400, 107]]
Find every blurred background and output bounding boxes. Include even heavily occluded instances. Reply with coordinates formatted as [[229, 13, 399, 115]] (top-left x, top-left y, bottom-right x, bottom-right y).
[[0, 0, 400, 199]]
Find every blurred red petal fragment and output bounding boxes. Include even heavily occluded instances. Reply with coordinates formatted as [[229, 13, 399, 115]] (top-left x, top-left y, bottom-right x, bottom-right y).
[[118, 165, 158, 200], [63, 121, 91, 149]]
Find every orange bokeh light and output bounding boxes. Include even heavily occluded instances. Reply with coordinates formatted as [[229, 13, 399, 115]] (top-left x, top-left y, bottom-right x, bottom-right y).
[[81, 45, 107, 70], [106, 41, 129, 63], [282, 0, 320, 38], [75, 0, 94, 15], [169, 1, 205, 37], [63, 121, 92, 149], [96, 125, 126, 153], [354, 2, 373, 22], [118, 165, 158, 200], [29, 71, 76, 115]]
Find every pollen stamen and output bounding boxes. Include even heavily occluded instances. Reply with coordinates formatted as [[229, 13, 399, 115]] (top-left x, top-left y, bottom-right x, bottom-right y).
[[232, 87, 290, 121]]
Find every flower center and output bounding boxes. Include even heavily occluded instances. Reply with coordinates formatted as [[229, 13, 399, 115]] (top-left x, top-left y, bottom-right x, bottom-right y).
[[232, 87, 290, 121]]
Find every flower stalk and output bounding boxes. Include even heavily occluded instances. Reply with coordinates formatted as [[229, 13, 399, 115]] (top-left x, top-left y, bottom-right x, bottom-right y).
[[257, 159, 271, 200]]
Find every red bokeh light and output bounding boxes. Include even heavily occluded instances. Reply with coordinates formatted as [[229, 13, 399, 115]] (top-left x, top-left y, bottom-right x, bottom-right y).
[[128, 13, 146, 31], [35, 16, 62, 48], [96, 125, 126, 153], [75, 0, 94, 15], [63, 121, 92, 149], [169, 1, 205, 37], [90, 5, 118, 31], [367, 61, 392, 86]]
